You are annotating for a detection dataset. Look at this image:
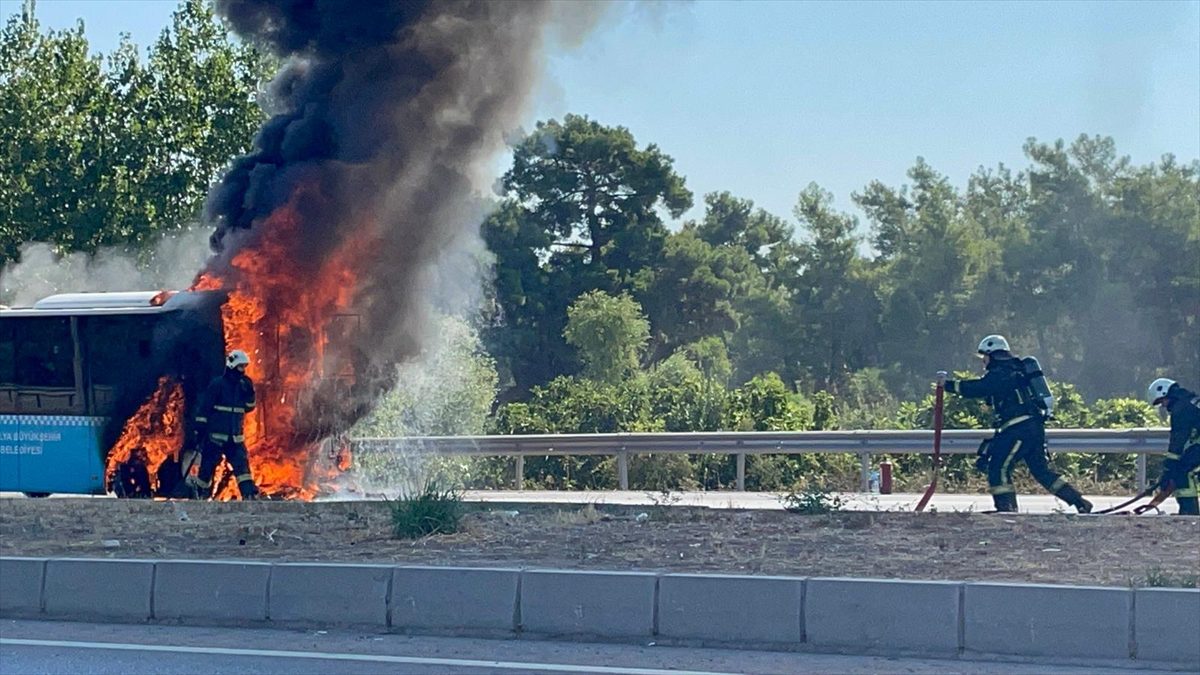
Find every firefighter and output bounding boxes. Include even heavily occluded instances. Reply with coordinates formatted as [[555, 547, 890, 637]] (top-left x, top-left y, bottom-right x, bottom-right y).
[[186, 350, 259, 500], [1140, 378, 1200, 515], [943, 335, 1092, 513]]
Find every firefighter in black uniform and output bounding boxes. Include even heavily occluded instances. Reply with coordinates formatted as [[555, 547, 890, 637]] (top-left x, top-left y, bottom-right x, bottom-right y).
[[943, 335, 1092, 513], [186, 350, 259, 500], [1142, 378, 1200, 515]]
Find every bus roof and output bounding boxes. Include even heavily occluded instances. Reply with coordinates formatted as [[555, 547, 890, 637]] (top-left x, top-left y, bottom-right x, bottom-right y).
[[0, 290, 209, 317]]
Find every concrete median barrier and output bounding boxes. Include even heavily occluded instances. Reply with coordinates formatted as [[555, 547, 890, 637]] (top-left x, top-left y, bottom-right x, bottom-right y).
[[0, 557, 44, 615], [268, 562, 391, 627], [153, 560, 270, 624], [658, 573, 802, 645], [1135, 588, 1200, 668], [519, 569, 656, 639], [390, 566, 518, 634], [3, 556, 1197, 669], [964, 582, 1131, 660], [805, 578, 961, 655], [43, 558, 153, 622]]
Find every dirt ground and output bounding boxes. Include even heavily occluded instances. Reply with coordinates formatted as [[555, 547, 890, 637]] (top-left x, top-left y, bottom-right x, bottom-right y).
[[1, 498, 1196, 588]]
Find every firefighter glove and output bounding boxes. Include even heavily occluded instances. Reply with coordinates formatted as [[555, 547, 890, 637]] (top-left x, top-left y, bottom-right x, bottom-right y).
[[974, 439, 990, 473], [1133, 502, 1160, 515]]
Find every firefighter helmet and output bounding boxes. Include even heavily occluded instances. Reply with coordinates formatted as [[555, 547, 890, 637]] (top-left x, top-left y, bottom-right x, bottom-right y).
[[226, 350, 250, 370], [1147, 377, 1176, 405], [976, 334, 1010, 356]]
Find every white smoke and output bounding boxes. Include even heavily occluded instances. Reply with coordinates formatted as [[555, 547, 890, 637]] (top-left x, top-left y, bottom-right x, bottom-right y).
[[0, 227, 211, 307], [341, 314, 500, 497]]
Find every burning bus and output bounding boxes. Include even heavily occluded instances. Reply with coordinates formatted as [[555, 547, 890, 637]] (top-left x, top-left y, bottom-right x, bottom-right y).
[[1, 1, 557, 500], [0, 289, 353, 499]]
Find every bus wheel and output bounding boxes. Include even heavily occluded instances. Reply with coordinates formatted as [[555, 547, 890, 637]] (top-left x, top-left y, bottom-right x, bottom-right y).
[[22, 492, 51, 498]]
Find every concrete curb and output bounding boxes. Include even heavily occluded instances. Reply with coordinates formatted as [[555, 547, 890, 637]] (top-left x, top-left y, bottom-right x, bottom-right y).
[[270, 562, 392, 627], [153, 560, 270, 624], [807, 577, 960, 656], [520, 569, 657, 639], [390, 565, 519, 636], [963, 582, 1132, 661], [1, 556, 1196, 670]]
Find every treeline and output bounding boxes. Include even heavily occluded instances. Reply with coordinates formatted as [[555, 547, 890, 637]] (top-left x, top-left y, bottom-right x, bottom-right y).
[[485, 115, 1199, 404], [453, 290, 1157, 492], [0, 0, 269, 265]]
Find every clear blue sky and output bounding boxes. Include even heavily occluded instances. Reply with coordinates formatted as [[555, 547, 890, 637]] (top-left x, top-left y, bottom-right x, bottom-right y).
[[10, 0, 1200, 224]]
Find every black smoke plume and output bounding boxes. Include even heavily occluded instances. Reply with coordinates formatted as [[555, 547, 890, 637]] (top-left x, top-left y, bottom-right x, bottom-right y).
[[201, 0, 589, 441]]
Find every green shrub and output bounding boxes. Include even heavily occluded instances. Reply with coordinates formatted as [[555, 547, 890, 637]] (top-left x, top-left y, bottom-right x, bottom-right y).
[[693, 452, 737, 490], [389, 483, 463, 539], [745, 454, 795, 490], [781, 485, 845, 514], [1134, 568, 1200, 589], [629, 453, 698, 491]]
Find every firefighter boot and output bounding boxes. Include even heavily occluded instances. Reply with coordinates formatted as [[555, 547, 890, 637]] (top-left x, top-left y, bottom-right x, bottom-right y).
[[1055, 484, 1093, 514], [991, 492, 1018, 513], [184, 475, 204, 500], [1178, 497, 1199, 516], [238, 480, 259, 501]]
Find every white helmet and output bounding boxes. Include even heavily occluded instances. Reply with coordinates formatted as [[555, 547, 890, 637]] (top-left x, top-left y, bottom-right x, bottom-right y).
[[226, 350, 250, 369], [976, 334, 1010, 356], [1147, 377, 1176, 405]]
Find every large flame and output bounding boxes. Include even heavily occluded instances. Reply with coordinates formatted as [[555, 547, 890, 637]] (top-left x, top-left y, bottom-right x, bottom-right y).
[[190, 186, 368, 499], [104, 377, 186, 493], [109, 185, 366, 500]]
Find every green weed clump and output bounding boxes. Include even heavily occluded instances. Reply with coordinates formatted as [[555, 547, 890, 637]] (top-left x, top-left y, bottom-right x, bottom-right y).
[[781, 485, 845, 514], [389, 483, 463, 539], [1134, 568, 1200, 589]]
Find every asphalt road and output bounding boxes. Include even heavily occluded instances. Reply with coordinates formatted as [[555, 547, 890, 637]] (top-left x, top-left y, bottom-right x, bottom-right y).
[[0, 620, 1173, 675]]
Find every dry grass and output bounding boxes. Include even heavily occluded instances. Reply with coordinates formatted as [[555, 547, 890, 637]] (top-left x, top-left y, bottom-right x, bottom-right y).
[[550, 503, 603, 525]]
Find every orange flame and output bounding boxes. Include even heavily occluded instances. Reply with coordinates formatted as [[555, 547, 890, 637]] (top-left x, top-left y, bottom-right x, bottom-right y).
[[104, 377, 186, 493], [107, 184, 369, 500], [189, 184, 369, 499]]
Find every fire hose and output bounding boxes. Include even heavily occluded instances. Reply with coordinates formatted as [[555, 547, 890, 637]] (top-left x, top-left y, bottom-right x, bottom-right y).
[[1091, 486, 1156, 514], [914, 371, 946, 513], [1132, 480, 1174, 515]]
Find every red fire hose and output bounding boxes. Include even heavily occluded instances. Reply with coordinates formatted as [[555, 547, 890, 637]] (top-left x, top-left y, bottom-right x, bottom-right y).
[[915, 371, 946, 512]]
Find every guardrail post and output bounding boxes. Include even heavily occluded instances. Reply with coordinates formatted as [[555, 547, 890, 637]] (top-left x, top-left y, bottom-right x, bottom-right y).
[[1136, 452, 1147, 488], [736, 453, 746, 491], [617, 449, 629, 490], [859, 451, 870, 492], [514, 455, 524, 489]]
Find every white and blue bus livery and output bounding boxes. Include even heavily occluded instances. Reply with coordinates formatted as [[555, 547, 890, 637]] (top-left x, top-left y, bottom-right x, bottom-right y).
[[0, 291, 225, 497]]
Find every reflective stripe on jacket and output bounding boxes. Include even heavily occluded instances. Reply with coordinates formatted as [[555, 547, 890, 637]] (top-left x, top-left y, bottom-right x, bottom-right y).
[[195, 370, 256, 443]]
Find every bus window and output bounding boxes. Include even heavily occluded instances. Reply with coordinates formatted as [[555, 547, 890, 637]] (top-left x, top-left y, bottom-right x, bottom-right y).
[[15, 318, 74, 388], [0, 320, 15, 413], [83, 315, 152, 415], [8, 316, 81, 414], [0, 320, 14, 383]]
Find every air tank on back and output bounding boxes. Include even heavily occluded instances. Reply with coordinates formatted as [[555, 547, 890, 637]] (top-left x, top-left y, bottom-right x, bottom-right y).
[[1021, 356, 1054, 416]]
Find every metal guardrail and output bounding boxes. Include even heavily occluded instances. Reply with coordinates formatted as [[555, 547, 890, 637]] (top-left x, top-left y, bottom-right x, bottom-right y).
[[351, 428, 1170, 492]]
